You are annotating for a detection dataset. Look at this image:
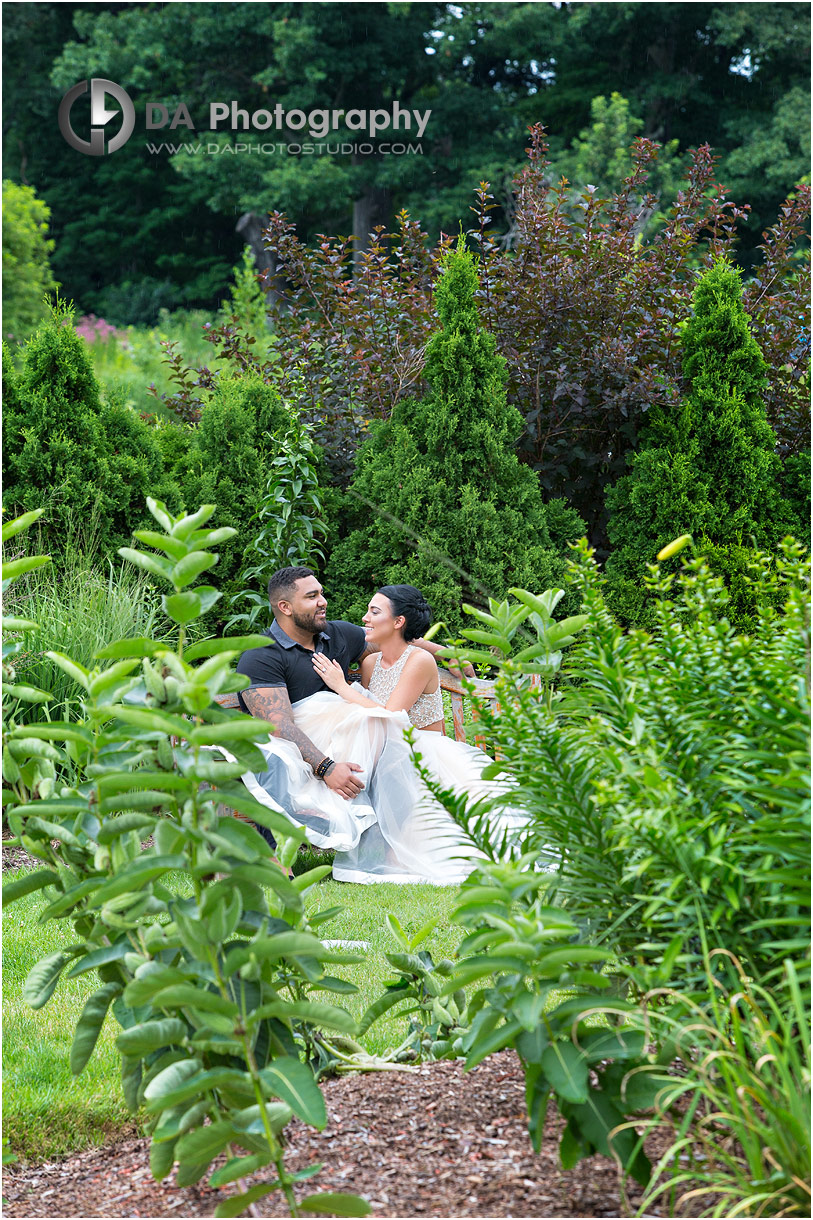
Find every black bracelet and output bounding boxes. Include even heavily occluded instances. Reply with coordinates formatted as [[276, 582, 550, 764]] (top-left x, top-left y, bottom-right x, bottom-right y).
[[315, 756, 334, 780]]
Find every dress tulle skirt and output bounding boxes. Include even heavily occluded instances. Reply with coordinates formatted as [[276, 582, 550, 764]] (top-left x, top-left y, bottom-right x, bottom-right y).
[[239, 692, 522, 885]]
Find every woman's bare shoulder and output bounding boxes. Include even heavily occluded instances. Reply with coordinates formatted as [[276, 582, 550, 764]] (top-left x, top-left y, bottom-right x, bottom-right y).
[[406, 646, 440, 681]]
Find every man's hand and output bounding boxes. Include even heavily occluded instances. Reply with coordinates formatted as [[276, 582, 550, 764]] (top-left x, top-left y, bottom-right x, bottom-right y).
[[323, 761, 364, 800]]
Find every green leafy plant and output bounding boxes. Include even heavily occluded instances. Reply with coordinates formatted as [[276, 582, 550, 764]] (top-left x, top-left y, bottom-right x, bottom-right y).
[[2, 498, 370, 1218], [438, 539, 810, 1000], [2, 509, 58, 808], [443, 859, 658, 1184], [226, 410, 328, 634], [635, 956, 811, 1218], [358, 913, 468, 1064]]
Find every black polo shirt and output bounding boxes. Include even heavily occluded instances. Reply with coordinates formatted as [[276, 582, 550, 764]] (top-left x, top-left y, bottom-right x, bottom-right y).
[[236, 618, 366, 711]]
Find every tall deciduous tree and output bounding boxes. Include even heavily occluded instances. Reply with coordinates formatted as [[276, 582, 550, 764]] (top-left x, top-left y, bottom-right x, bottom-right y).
[[325, 240, 585, 632]]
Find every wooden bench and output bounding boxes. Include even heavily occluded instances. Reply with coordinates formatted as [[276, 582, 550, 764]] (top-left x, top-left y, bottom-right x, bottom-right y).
[[213, 671, 499, 750]]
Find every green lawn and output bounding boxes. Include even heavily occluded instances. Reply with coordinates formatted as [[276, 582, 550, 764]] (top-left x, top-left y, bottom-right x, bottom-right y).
[[2, 870, 462, 1162]]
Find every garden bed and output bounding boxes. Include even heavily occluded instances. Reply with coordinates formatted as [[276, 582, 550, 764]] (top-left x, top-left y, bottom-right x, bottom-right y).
[[4, 1051, 700, 1219]]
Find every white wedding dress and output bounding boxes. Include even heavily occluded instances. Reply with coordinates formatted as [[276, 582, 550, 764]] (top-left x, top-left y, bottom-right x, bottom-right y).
[[239, 652, 524, 884]]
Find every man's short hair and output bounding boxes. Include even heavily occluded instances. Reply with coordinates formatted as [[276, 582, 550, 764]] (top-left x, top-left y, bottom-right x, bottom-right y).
[[267, 566, 316, 608]]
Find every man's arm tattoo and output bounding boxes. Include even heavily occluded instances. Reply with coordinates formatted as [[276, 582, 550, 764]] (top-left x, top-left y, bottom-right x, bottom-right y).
[[357, 642, 380, 661], [242, 686, 326, 771]]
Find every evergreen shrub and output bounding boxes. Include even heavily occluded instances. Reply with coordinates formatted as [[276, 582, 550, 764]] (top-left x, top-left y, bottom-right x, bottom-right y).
[[2, 302, 176, 556], [326, 242, 585, 633], [178, 372, 295, 612], [605, 258, 806, 623]]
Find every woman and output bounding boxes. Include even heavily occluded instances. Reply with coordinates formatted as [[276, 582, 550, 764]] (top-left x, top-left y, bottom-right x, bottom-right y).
[[308, 585, 524, 885]]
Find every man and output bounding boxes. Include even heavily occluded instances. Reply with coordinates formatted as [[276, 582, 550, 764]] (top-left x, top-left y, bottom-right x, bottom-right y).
[[236, 566, 463, 850]]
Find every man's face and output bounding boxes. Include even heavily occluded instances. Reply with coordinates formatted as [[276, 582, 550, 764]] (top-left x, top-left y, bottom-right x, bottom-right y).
[[284, 576, 328, 635]]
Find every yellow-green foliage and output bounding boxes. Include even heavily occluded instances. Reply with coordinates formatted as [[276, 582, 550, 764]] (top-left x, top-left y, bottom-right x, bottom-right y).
[[2, 180, 58, 343]]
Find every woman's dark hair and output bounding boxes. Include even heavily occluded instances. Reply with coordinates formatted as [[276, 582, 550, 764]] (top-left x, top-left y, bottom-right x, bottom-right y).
[[377, 584, 432, 642]]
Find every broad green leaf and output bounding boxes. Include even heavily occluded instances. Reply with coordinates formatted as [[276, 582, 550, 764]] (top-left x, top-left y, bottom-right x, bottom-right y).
[[23, 950, 72, 1009], [540, 1041, 590, 1104], [67, 941, 131, 978], [525, 1063, 549, 1155], [9, 724, 92, 745], [464, 1016, 522, 1068], [2, 508, 45, 542], [580, 1027, 645, 1062], [124, 963, 191, 1006], [70, 982, 121, 1074], [94, 637, 161, 660], [189, 525, 237, 546], [215, 787, 307, 842], [223, 931, 330, 977], [2, 554, 51, 581], [117, 547, 173, 581], [171, 505, 216, 540], [172, 551, 218, 588], [442, 955, 528, 989], [2, 868, 60, 907], [116, 1018, 189, 1056], [109, 706, 190, 736], [150, 1135, 177, 1181], [26, 816, 81, 848], [97, 813, 157, 843], [131, 530, 188, 560], [357, 986, 412, 1035], [188, 721, 272, 745], [260, 1058, 326, 1129], [214, 1180, 282, 1218], [162, 591, 202, 624], [185, 635, 272, 661], [142, 1057, 203, 1106], [97, 769, 188, 794], [231, 1101, 292, 1136], [145, 1067, 249, 1114], [175, 1120, 234, 1164], [88, 659, 142, 697], [44, 652, 89, 691], [298, 1193, 372, 1216], [559, 1121, 586, 1170], [249, 1000, 357, 1034], [151, 984, 238, 1018], [208, 1151, 274, 1188], [90, 855, 187, 907], [3, 682, 51, 702], [146, 497, 174, 531], [174, 1161, 210, 1188]]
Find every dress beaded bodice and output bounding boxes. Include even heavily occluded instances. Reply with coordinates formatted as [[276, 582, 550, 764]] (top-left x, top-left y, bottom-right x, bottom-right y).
[[367, 646, 443, 729]]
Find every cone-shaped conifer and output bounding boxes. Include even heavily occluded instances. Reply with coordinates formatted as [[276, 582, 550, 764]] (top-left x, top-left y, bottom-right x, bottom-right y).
[[605, 257, 803, 623], [326, 240, 585, 631]]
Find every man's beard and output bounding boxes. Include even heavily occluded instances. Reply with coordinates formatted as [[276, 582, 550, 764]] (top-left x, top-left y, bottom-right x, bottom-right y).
[[292, 609, 326, 636]]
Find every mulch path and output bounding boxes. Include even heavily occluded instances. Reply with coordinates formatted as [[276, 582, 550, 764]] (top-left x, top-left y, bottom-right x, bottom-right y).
[[4, 1053, 699, 1220], [3, 843, 699, 1220]]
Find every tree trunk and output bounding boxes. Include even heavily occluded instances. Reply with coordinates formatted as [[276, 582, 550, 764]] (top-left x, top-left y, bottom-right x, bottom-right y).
[[352, 186, 391, 269], [235, 211, 285, 310]]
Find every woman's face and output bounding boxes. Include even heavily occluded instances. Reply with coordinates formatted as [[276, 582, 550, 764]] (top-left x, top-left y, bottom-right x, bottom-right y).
[[362, 593, 405, 642]]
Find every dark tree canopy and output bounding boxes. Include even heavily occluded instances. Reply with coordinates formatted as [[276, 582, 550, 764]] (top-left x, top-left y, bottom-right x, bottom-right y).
[[2, 2, 808, 319]]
